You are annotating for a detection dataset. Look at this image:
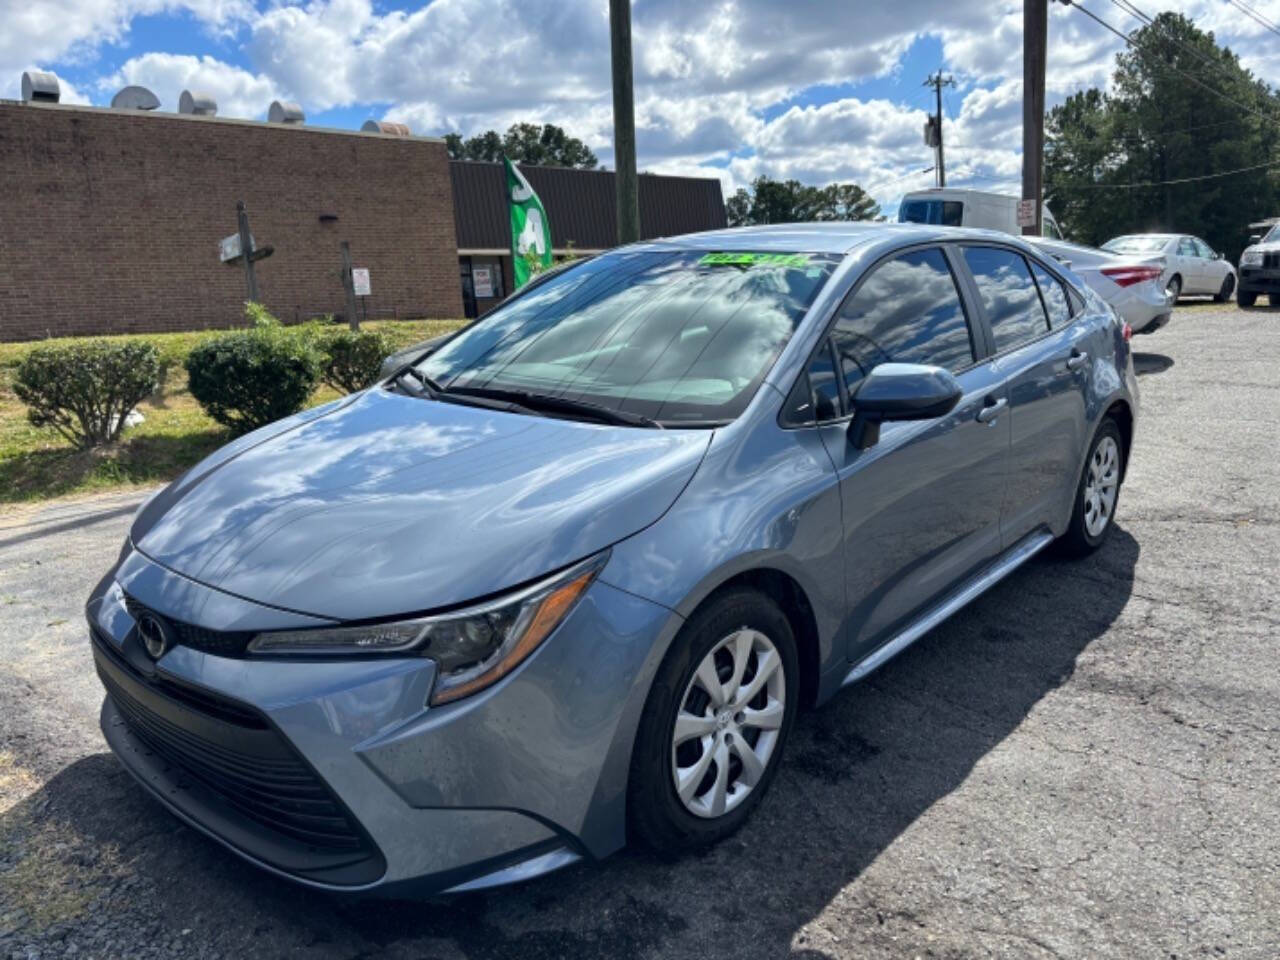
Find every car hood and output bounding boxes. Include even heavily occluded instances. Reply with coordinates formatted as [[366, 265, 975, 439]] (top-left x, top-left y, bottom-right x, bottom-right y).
[[131, 388, 711, 621], [1244, 242, 1280, 256]]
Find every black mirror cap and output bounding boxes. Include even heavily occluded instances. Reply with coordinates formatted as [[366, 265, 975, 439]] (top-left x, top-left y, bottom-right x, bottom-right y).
[[847, 363, 964, 449]]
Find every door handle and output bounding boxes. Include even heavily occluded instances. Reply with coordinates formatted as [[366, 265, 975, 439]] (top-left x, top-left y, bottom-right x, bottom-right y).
[[976, 397, 1007, 424], [1066, 349, 1089, 371]]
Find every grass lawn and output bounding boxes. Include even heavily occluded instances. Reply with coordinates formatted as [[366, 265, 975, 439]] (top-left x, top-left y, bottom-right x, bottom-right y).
[[0, 319, 464, 507]]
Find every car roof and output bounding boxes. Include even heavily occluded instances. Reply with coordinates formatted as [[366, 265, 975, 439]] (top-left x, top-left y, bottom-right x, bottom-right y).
[[1109, 234, 1177, 241], [641, 222, 1034, 256]]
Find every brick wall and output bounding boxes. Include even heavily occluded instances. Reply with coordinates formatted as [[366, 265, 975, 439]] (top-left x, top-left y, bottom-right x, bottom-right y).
[[0, 101, 464, 341]]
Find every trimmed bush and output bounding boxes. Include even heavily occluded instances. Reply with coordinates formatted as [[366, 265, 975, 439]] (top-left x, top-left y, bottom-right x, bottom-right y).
[[185, 309, 322, 435], [319, 329, 396, 394], [13, 340, 160, 448]]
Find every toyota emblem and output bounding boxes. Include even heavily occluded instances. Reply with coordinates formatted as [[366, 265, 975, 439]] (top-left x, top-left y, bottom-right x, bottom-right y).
[[136, 612, 170, 660]]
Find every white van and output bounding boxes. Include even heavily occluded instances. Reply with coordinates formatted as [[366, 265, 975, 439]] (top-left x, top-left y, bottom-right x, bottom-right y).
[[898, 188, 1064, 240]]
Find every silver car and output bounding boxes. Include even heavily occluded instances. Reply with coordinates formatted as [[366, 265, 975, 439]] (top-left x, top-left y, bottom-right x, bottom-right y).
[[88, 223, 1139, 896], [1101, 233, 1237, 302], [1030, 237, 1172, 334]]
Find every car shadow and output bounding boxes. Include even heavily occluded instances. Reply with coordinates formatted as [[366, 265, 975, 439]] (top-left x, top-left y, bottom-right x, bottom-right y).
[[1132, 352, 1174, 377], [5, 528, 1139, 959]]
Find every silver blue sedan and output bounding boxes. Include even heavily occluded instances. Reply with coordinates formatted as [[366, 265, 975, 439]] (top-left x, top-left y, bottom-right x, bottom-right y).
[[87, 222, 1138, 895]]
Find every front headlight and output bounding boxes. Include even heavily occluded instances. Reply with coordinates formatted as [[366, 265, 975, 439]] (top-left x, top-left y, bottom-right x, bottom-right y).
[[1241, 249, 1263, 266], [246, 552, 608, 705]]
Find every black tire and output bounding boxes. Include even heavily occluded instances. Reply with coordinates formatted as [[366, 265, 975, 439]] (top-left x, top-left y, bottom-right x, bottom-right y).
[[628, 587, 799, 854], [1166, 275, 1182, 303], [1270, 294, 1280, 308], [1238, 289, 1258, 307], [1057, 418, 1124, 558], [1214, 274, 1235, 303]]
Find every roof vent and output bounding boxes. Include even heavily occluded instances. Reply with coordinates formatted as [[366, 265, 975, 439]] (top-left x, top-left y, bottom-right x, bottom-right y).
[[361, 120, 411, 136], [111, 85, 161, 110], [178, 90, 217, 116], [268, 100, 305, 124], [21, 71, 60, 103]]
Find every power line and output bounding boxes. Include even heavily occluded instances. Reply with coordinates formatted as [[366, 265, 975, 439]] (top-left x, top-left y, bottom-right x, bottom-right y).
[[1049, 155, 1280, 189], [1106, 0, 1256, 91], [1062, 1, 1280, 128], [1226, 0, 1280, 39], [865, 166, 935, 194]]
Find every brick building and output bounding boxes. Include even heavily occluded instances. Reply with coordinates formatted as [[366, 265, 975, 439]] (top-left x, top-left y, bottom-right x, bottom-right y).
[[0, 99, 728, 342]]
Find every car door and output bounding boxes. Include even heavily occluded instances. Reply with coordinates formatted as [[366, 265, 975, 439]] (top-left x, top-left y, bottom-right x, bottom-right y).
[[1193, 237, 1225, 290], [794, 245, 1011, 666], [1176, 236, 1205, 293], [955, 245, 1091, 547]]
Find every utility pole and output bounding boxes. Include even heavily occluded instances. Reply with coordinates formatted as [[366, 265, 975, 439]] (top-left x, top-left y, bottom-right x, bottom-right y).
[[609, 0, 640, 244], [339, 240, 359, 331], [236, 200, 259, 303], [1022, 0, 1048, 236], [923, 71, 955, 188]]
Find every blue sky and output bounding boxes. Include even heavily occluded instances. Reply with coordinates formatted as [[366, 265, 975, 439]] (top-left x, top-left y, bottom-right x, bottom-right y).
[[7, 0, 1279, 211]]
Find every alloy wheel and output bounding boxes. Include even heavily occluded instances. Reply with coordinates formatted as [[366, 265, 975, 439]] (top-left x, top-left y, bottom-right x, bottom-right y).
[[1083, 436, 1120, 538], [671, 628, 786, 819]]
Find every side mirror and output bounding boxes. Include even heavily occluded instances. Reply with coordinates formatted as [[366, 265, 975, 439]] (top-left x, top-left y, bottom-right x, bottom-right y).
[[1212, 251, 1222, 260], [1250, 234, 1262, 244], [847, 363, 964, 450]]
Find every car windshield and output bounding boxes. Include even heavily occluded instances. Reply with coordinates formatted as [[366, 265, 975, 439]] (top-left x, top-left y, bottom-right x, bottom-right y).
[[898, 199, 963, 226], [1102, 236, 1169, 254], [416, 249, 842, 426], [1264, 225, 1279, 243]]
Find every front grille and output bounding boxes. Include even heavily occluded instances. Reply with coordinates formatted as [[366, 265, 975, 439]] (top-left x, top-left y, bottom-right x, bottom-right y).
[[94, 637, 370, 855], [1266, 252, 1280, 269], [123, 594, 251, 658]]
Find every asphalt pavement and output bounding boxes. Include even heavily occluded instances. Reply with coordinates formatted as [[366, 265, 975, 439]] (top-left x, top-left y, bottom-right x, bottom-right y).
[[1, 302, 1276, 959]]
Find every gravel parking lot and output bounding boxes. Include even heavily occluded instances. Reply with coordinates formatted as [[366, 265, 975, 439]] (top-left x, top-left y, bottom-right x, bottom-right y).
[[1, 302, 1277, 960]]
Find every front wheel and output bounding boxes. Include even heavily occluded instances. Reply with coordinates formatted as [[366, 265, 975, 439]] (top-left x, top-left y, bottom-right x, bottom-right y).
[[1238, 289, 1258, 307], [1057, 418, 1124, 558], [628, 588, 798, 854], [1214, 274, 1235, 303]]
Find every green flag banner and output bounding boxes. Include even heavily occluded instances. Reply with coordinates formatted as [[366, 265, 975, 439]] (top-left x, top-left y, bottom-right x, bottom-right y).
[[504, 156, 553, 289]]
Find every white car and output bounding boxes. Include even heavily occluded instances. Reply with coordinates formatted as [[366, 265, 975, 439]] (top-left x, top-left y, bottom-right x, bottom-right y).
[[1100, 234, 1237, 302], [1029, 237, 1173, 334]]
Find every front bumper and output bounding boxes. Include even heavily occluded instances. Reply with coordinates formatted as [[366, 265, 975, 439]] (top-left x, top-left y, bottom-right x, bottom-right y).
[[1239, 267, 1280, 293], [88, 546, 677, 894]]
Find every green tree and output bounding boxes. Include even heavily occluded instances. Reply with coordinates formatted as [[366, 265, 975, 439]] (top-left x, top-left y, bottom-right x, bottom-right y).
[[1045, 12, 1280, 259], [726, 176, 880, 226], [445, 123, 597, 168]]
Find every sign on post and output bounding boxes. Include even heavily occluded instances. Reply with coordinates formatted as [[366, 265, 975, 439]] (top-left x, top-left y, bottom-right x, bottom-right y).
[[352, 268, 371, 297], [1017, 199, 1037, 229], [219, 232, 255, 263]]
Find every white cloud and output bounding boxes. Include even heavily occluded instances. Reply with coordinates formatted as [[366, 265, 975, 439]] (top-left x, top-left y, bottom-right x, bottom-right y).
[[102, 53, 283, 118], [8, 0, 1280, 211]]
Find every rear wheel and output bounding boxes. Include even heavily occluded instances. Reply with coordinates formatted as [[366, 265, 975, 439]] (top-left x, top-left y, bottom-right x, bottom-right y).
[[628, 588, 798, 854], [1057, 418, 1124, 558], [1238, 289, 1258, 307], [1270, 294, 1280, 307], [1166, 275, 1182, 303], [1214, 274, 1235, 303]]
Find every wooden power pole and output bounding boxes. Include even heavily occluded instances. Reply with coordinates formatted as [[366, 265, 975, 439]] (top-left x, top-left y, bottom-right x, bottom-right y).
[[340, 240, 359, 331], [923, 71, 955, 188], [1022, 0, 1048, 236], [609, 0, 641, 245]]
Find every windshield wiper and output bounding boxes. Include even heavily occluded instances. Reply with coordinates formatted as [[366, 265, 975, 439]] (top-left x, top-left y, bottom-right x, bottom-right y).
[[446, 386, 663, 429]]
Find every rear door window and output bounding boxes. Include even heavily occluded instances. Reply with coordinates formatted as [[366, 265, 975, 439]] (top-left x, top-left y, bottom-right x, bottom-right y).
[[831, 247, 975, 394], [1028, 259, 1072, 329], [960, 247, 1050, 352]]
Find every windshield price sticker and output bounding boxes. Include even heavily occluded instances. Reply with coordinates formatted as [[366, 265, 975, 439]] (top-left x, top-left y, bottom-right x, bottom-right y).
[[699, 252, 811, 268]]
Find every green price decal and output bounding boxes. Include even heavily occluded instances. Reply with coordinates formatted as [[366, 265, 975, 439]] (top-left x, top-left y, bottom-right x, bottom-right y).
[[699, 252, 811, 268]]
